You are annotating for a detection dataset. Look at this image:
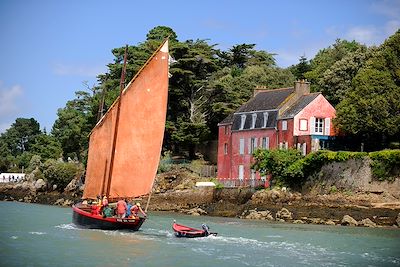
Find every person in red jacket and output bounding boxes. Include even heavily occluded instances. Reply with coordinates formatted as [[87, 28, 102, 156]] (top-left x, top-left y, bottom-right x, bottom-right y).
[[116, 199, 128, 218]]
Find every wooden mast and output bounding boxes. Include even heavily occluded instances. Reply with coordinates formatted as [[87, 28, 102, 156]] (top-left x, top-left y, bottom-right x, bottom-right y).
[[104, 45, 128, 199]]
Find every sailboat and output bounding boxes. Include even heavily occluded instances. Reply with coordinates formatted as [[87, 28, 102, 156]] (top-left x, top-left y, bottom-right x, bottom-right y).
[[72, 39, 169, 230]]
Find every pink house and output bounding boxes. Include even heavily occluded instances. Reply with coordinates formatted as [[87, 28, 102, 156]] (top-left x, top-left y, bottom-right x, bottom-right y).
[[217, 81, 336, 187]]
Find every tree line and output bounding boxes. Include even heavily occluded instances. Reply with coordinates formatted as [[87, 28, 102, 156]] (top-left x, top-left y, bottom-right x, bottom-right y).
[[1, 26, 399, 175]]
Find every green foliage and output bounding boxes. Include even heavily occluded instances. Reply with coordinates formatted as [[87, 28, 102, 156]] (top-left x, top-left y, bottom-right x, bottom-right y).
[[158, 151, 173, 173], [253, 149, 370, 187], [30, 134, 62, 161], [252, 149, 303, 186], [329, 185, 337, 194], [43, 159, 83, 190], [334, 31, 400, 149], [15, 152, 34, 171], [207, 65, 295, 136], [369, 150, 400, 181], [288, 55, 311, 80], [209, 178, 224, 189], [318, 46, 370, 105], [27, 155, 42, 173], [305, 39, 365, 92], [52, 92, 91, 161], [0, 118, 41, 155]]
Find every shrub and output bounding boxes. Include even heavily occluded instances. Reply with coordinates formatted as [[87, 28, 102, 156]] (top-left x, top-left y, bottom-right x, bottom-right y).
[[253, 149, 303, 187], [329, 185, 337, 194], [253, 149, 372, 188], [369, 150, 400, 181], [43, 159, 83, 190], [158, 151, 173, 173], [27, 155, 42, 173]]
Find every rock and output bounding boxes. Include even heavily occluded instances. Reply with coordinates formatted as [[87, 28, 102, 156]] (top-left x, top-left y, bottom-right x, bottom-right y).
[[359, 218, 377, 228], [245, 210, 274, 220], [276, 208, 293, 221], [396, 213, 400, 227], [187, 208, 207, 216], [54, 198, 65, 205], [34, 179, 46, 191], [325, 220, 336, 226], [64, 177, 81, 192], [293, 220, 304, 224], [53, 184, 57, 190], [309, 218, 324, 224], [63, 199, 73, 206], [341, 215, 358, 226]]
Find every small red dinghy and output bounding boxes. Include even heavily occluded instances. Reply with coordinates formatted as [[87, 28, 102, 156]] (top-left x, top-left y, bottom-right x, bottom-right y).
[[172, 221, 217, 238]]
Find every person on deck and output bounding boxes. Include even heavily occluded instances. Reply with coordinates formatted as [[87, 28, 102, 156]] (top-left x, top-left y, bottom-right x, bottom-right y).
[[126, 201, 132, 218], [102, 195, 108, 207], [91, 203, 100, 215], [116, 199, 128, 218], [102, 205, 113, 218], [130, 202, 147, 218]]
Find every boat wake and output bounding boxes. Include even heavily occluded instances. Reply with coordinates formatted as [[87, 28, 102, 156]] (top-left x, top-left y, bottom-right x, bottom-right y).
[[55, 223, 81, 230], [29, 232, 47, 235]]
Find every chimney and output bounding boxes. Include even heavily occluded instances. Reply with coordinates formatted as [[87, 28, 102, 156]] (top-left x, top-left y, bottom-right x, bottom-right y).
[[253, 85, 269, 97], [278, 80, 311, 117], [294, 79, 310, 97]]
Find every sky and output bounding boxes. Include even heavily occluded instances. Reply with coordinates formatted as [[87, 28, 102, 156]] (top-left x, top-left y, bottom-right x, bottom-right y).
[[0, 0, 399, 133]]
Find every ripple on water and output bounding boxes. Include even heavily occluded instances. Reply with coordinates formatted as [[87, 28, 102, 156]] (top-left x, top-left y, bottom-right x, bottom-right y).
[[29, 232, 46, 235], [55, 223, 81, 230]]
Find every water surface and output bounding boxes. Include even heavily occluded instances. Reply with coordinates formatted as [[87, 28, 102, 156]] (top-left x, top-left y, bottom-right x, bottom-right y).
[[0, 202, 399, 266]]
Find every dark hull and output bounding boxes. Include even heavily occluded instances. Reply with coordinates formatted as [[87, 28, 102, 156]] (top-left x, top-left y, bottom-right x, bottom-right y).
[[172, 223, 217, 238], [72, 203, 145, 231], [174, 231, 208, 238]]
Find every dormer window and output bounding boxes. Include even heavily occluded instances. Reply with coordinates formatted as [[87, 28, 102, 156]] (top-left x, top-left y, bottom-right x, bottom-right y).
[[251, 113, 257, 129], [240, 114, 246, 130], [263, 112, 268, 128]]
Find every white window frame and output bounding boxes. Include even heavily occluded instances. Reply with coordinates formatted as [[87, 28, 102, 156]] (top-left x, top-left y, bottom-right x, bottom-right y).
[[310, 117, 315, 134], [262, 112, 269, 128], [250, 137, 258, 154], [315, 118, 324, 134], [240, 114, 246, 130], [299, 119, 308, 131], [239, 138, 245, 155], [238, 165, 244, 180], [324, 118, 331, 135], [224, 143, 228, 155], [251, 113, 257, 129], [282, 120, 287, 131], [262, 137, 270, 149]]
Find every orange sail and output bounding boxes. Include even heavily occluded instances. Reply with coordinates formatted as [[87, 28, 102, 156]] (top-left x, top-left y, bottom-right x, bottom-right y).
[[83, 40, 169, 199]]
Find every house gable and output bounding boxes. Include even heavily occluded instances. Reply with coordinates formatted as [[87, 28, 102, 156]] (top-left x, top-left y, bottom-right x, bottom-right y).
[[293, 94, 336, 136]]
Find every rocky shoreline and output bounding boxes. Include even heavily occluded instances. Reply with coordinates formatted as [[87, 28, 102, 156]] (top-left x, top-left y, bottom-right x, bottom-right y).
[[1, 170, 400, 229], [147, 187, 400, 228]]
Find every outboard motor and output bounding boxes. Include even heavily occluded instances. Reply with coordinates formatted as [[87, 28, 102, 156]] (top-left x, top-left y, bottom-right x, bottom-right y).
[[201, 224, 210, 236]]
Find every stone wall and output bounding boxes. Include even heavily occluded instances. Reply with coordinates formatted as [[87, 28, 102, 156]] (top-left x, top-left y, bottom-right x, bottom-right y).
[[303, 158, 400, 197]]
